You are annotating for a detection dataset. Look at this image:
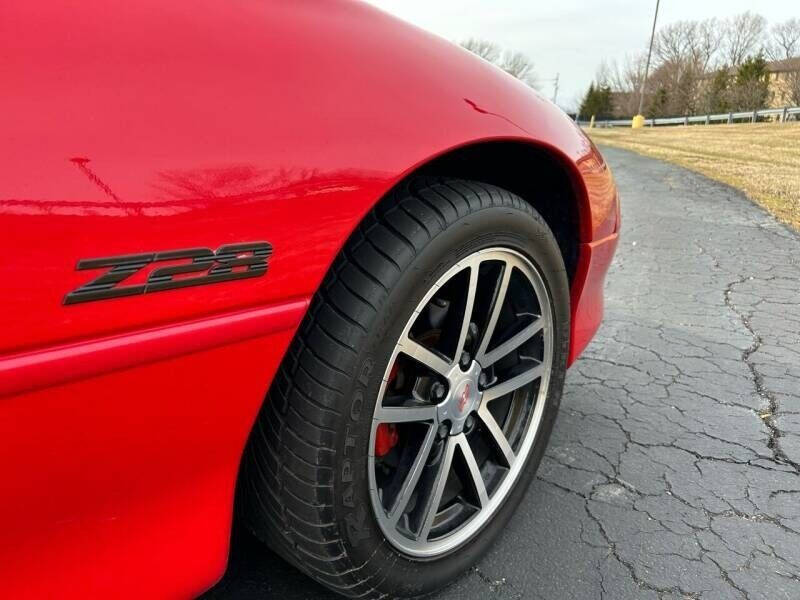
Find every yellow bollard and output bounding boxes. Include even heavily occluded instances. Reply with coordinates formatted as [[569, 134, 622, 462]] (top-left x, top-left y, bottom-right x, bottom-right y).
[[632, 114, 645, 128], [589, 115, 595, 129]]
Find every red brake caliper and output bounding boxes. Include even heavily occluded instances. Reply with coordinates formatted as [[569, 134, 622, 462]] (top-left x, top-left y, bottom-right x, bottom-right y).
[[375, 423, 399, 458], [375, 363, 401, 458]]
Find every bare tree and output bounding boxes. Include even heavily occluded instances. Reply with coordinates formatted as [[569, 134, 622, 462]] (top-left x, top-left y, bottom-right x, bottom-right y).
[[594, 59, 612, 88], [461, 39, 538, 88], [766, 18, 800, 61], [499, 50, 538, 87], [723, 12, 767, 67], [653, 19, 721, 69], [654, 21, 693, 65], [644, 61, 698, 116], [690, 18, 724, 72], [648, 18, 724, 116], [460, 38, 501, 64], [786, 71, 800, 106], [600, 55, 647, 117]]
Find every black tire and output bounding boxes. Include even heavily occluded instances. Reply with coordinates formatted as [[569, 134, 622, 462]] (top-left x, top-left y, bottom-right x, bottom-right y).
[[239, 177, 570, 598]]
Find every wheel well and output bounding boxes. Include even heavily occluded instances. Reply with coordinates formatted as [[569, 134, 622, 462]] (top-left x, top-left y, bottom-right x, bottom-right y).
[[416, 141, 582, 283]]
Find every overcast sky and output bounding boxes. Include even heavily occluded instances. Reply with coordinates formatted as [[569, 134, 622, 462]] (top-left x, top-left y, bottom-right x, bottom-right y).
[[364, 0, 798, 111]]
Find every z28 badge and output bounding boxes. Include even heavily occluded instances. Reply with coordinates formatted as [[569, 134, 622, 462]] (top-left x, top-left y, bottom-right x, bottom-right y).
[[64, 242, 272, 305]]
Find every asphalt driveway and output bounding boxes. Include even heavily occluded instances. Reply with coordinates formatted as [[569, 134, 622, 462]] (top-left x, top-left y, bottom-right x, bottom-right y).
[[205, 147, 800, 599]]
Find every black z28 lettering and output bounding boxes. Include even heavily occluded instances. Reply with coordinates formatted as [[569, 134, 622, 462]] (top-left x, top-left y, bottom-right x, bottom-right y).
[[64, 242, 272, 305]]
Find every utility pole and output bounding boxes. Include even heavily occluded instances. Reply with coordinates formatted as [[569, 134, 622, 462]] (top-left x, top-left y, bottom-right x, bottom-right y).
[[636, 0, 660, 120], [552, 72, 560, 104]]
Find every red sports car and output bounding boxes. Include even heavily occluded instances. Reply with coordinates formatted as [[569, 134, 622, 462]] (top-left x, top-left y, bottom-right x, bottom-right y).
[[1, 1, 619, 598]]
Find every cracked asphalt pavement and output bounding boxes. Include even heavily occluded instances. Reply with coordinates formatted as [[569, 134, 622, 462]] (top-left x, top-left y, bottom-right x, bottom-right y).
[[205, 147, 800, 599]]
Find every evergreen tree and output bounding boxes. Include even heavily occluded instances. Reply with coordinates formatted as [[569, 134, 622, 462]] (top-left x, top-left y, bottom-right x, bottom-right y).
[[579, 83, 595, 118], [732, 54, 770, 110], [706, 68, 732, 113], [648, 86, 669, 117], [579, 83, 613, 119]]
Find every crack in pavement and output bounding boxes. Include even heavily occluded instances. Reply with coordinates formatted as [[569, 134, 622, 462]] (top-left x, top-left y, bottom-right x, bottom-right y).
[[724, 275, 799, 473], [469, 566, 527, 600]]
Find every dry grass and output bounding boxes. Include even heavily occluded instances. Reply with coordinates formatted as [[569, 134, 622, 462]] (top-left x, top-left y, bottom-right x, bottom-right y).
[[587, 122, 800, 231]]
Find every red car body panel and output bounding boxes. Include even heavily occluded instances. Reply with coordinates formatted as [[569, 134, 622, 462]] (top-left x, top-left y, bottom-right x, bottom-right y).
[[0, 1, 618, 597]]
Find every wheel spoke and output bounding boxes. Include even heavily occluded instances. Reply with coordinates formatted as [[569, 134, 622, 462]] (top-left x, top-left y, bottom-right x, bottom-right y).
[[418, 436, 456, 542], [374, 404, 437, 424], [482, 363, 544, 402], [478, 405, 515, 468], [455, 434, 489, 507], [387, 425, 438, 524], [454, 262, 479, 361], [479, 317, 543, 368], [397, 338, 452, 376], [475, 263, 512, 364]]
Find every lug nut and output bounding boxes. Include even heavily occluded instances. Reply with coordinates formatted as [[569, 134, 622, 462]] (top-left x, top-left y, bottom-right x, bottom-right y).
[[478, 371, 489, 389], [466, 322, 479, 345], [437, 424, 449, 439], [464, 414, 475, 431], [459, 351, 471, 369], [431, 382, 446, 401]]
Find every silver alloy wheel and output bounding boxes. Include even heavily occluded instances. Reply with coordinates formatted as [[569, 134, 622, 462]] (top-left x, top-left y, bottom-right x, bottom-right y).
[[368, 247, 554, 558]]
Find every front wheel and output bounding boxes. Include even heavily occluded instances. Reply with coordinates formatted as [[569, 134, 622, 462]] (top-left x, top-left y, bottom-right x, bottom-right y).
[[240, 178, 570, 598]]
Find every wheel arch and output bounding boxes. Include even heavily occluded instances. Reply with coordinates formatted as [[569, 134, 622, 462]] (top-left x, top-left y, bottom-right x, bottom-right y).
[[402, 138, 590, 287]]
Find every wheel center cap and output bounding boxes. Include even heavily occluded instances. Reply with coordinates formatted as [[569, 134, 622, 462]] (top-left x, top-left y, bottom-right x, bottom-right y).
[[455, 380, 477, 414], [438, 361, 482, 434]]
